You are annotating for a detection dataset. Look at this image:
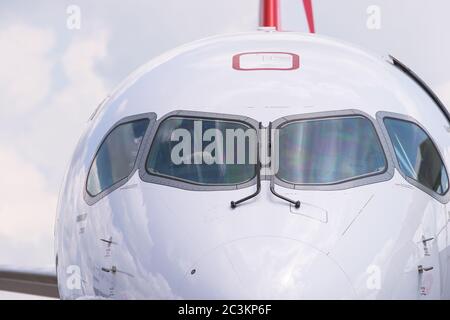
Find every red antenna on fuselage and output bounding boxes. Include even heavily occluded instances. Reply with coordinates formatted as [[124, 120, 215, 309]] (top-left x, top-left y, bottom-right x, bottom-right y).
[[260, 0, 315, 33], [261, 0, 280, 30], [303, 0, 315, 33]]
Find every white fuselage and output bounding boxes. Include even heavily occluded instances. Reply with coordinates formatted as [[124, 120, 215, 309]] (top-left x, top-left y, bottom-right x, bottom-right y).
[[55, 31, 450, 299]]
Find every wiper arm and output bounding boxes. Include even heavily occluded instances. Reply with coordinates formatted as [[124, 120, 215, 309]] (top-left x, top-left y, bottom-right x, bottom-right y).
[[230, 165, 261, 209], [268, 122, 301, 209], [231, 123, 262, 209], [270, 183, 300, 208]]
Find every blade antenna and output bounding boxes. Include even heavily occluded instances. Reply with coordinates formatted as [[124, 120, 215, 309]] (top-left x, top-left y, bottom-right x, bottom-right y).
[[261, 0, 280, 30], [303, 0, 316, 33]]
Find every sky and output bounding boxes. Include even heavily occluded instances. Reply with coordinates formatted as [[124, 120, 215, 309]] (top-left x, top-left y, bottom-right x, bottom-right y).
[[0, 0, 449, 299]]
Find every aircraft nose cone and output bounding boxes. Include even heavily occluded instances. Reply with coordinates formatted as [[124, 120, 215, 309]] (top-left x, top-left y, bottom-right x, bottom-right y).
[[184, 237, 355, 299]]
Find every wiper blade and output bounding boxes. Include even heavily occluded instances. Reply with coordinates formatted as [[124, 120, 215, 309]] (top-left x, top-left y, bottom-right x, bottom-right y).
[[231, 122, 262, 209], [268, 122, 301, 209]]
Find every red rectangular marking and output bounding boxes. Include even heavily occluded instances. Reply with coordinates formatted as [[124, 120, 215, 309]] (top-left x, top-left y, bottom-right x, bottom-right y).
[[233, 52, 300, 71]]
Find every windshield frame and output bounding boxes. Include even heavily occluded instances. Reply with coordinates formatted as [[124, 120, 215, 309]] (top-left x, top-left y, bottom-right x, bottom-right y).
[[271, 109, 395, 191], [377, 111, 450, 204], [84, 112, 157, 206], [139, 110, 260, 191]]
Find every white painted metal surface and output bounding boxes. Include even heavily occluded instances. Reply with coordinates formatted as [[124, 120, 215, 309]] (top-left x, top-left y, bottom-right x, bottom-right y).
[[54, 30, 450, 299]]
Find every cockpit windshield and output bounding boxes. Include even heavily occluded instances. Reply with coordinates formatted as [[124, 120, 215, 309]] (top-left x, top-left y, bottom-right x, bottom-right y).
[[276, 116, 387, 185], [146, 117, 257, 185]]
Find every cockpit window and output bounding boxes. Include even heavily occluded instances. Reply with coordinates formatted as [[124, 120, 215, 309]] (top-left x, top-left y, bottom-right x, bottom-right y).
[[87, 119, 149, 196], [146, 117, 257, 185], [276, 116, 387, 185], [384, 117, 449, 195]]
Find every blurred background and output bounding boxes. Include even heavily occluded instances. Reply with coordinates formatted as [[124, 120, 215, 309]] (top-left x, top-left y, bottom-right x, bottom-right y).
[[0, 0, 449, 298]]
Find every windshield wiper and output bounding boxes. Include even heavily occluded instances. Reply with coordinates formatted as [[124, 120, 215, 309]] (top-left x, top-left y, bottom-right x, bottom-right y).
[[230, 122, 262, 209], [268, 122, 301, 209]]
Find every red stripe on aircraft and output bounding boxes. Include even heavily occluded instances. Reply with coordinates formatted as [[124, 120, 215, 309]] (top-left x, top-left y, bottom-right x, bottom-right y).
[[303, 0, 315, 33]]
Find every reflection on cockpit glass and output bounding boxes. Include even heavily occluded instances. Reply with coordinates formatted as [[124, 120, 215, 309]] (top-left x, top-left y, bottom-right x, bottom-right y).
[[147, 117, 257, 185], [384, 117, 449, 195], [276, 116, 387, 185], [87, 119, 150, 196]]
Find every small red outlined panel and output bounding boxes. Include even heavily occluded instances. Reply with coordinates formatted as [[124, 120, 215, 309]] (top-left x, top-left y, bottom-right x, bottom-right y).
[[232, 52, 300, 71]]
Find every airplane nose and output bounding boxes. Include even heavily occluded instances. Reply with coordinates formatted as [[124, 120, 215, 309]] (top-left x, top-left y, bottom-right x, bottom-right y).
[[183, 236, 356, 299]]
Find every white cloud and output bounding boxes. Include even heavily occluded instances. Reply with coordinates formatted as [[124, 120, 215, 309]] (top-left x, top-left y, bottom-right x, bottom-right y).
[[0, 24, 110, 300], [0, 24, 110, 273], [5, 29, 111, 189], [0, 24, 54, 117], [0, 147, 56, 266], [30, 31, 110, 180]]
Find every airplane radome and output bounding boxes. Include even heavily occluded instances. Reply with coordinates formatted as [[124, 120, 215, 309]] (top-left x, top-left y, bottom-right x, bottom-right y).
[[53, 29, 450, 299]]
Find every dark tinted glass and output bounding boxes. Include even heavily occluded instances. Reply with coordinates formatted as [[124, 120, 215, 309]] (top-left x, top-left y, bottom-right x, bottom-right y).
[[87, 119, 149, 196], [384, 118, 449, 195], [277, 116, 387, 184], [146, 117, 256, 185]]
